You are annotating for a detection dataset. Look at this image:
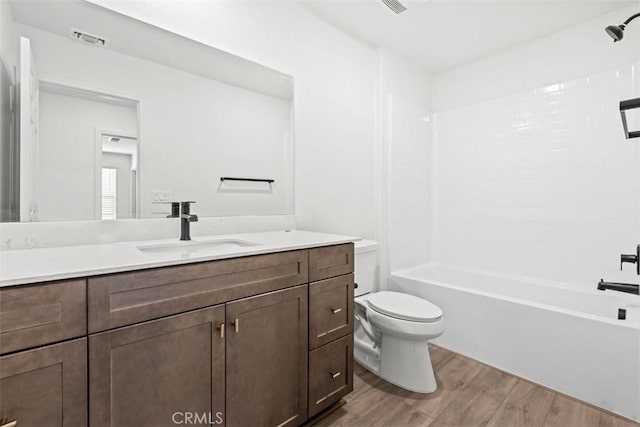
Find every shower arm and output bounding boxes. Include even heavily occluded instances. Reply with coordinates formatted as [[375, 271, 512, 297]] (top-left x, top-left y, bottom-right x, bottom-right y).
[[622, 12, 640, 25]]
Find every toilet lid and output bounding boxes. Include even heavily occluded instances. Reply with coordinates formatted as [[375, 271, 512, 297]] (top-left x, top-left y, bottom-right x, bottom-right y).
[[367, 291, 442, 322]]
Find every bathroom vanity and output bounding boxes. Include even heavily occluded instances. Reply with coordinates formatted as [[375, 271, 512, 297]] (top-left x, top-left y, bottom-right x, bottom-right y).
[[0, 231, 355, 426]]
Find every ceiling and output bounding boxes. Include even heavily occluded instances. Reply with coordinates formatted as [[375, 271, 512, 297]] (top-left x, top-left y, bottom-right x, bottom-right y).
[[303, 0, 637, 72]]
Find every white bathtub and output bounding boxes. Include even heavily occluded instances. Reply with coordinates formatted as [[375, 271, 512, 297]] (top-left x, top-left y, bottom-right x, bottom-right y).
[[390, 263, 640, 422]]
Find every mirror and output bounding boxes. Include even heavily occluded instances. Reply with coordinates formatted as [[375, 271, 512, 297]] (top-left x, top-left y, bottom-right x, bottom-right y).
[[0, 0, 294, 222]]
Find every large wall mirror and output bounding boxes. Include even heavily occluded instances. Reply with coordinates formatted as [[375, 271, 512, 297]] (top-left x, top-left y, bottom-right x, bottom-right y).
[[0, 0, 294, 222]]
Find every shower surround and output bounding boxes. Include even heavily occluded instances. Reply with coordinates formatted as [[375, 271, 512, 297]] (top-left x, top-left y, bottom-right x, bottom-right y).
[[432, 62, 640, 288], [386, 62, 640, 421]]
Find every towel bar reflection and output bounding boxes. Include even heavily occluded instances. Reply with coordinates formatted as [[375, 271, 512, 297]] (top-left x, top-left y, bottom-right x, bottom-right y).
[[220, 177, 275, 184]]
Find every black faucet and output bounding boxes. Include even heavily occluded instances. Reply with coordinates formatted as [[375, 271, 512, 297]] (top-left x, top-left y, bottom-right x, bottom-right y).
[[597, 279, 639, 295], [180, 201, 198, 241]]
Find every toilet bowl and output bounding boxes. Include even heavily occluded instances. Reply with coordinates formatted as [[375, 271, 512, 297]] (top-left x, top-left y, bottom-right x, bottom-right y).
[[354, 240, 444, 393]]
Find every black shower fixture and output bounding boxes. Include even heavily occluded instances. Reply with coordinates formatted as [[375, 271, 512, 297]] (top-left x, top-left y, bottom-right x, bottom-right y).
[[605, 12, 640, 42], [619, 97, 640, 139]]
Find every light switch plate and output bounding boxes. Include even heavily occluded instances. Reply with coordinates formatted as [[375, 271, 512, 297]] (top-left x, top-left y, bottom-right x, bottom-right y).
[[152, 190, 171, 202]]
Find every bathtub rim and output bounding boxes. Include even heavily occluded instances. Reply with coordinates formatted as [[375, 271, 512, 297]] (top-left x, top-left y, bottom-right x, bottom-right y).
[[391, 262, 640, 330]]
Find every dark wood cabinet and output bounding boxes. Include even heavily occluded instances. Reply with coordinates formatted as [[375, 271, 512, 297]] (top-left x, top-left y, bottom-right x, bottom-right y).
[[308, 334, 354, 417], [0, 279, 86, 355], [0, 338, 87, 427], [226, 285, 308, 427], [306, 243, 355, 421], [1, 243, 355, 427], [308, 244, 354, 282], [89, 306, 225, 427], [88, 250, 308, 333], [309, 274, 354, 349]]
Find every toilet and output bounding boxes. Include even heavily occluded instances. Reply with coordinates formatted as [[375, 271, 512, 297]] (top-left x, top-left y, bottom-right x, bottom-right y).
[[354, 240, 444, 393]]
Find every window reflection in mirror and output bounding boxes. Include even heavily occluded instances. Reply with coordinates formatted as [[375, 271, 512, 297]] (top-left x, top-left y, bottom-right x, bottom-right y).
[[100, 132, 138, 220]]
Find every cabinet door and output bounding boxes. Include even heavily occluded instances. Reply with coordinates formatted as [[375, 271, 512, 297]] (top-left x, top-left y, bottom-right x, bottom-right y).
[[226, 285, 308, 427], [89, 306, 225, 427], [0, 338, 87, 427]]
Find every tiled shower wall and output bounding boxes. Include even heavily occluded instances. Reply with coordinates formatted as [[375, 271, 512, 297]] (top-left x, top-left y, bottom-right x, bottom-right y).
[[433, 63, 640, 288], [388, 95, 431, 272]]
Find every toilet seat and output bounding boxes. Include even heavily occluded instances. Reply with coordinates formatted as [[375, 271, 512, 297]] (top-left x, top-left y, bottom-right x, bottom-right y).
[[367, 291, 442, 322]]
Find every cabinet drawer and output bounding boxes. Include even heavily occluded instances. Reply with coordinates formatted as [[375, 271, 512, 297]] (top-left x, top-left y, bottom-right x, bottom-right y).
[[308, 243, 354, 282], [309, 274, 353, 349], [88, 250, 308, 333], [0, 338, 87, 427], [0, 279, 87, 354], [308, 334, 353, 418]]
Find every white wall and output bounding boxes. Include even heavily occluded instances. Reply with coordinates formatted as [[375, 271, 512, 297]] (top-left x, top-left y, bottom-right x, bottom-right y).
[[38, 90, 137, 221], [89, 0, 378, 239], [378, 48, 431, 285], [0, 1, 15, 75], [432, 5, 640, 111], [0, 0, 17, 221], [430, 5, 640, 289], [0, 0, 16, 143]]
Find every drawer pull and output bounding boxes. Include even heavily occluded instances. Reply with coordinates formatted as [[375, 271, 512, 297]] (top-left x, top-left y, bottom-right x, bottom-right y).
[[231, 319, 239, 333], [330, 371, 341, 379], [0, 419, 17, 427], [218, 323, 225, 339], [331, 308, 342, 314]]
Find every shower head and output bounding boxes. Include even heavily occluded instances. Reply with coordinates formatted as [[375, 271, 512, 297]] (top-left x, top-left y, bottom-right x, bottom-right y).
[[605, 24, 625, 42], [605, 12, 640, 42]]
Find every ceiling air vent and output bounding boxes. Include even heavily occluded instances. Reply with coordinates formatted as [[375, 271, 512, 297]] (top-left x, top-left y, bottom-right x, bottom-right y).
[[69, 28, 109, 47], [381, 0, 407, 14]]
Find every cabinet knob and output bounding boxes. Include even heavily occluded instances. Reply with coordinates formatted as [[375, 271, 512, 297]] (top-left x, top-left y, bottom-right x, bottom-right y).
[[231, 318, 240, 333], [0, 418, 17, 427], [331, 308, 342, 314], [217, 323, 225, 339], [329, 371, 341, 379]]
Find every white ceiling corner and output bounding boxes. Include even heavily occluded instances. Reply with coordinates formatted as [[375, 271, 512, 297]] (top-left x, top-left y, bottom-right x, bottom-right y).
[[302, 0, 637, 72]]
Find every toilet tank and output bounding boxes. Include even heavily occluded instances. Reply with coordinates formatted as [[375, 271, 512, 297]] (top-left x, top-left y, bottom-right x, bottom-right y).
[[354, 239, 379, 297]]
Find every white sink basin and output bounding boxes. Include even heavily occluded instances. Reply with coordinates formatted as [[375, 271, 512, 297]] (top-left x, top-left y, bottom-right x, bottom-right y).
[[137, 238, 260, 255]]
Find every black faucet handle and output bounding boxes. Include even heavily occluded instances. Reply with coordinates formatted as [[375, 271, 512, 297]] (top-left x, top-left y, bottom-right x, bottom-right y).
[[180, 201, 196, 210], [621, 254, 637, 266], [620, 244, 640, 275], [166, 202, 180, 218]]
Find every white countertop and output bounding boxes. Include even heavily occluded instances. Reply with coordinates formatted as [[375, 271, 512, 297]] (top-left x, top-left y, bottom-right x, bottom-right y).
[[0, 230, 357, 287]]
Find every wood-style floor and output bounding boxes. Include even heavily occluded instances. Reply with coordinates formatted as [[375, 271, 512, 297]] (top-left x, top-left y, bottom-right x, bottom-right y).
[[314, 345, 639, 427]]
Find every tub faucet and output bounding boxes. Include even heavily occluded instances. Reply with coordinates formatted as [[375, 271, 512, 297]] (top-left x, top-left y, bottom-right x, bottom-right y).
[[597, 279, 639, 295], [180, 201, 198, 241]]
